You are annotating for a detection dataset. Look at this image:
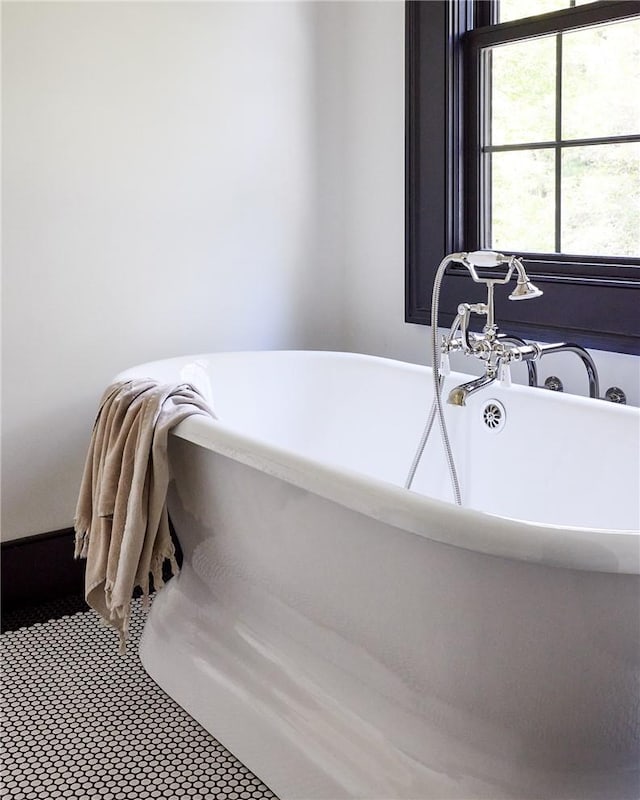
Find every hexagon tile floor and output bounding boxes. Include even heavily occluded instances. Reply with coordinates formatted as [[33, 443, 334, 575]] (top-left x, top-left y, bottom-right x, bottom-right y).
[[0, 600, 279, 800]]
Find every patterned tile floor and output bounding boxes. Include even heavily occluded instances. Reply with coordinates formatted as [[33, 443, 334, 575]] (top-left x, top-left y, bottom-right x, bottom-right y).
[[1, 595, 89, 634], [1, 599, 279, 800]]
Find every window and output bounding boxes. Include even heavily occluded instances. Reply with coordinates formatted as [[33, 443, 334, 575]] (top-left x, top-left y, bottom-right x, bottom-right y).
[[406, 0, 640, 354]]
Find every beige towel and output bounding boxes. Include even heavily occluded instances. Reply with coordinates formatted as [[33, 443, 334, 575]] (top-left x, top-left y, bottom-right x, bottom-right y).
[[74, 379, 215, 651]]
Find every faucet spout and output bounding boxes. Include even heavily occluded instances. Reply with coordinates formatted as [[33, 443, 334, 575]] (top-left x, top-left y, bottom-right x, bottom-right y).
[[447, 372, 498, 407]]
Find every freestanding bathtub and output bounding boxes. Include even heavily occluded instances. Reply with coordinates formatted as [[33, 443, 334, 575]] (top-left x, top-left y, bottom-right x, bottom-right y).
[[117, 350, 640, 800]]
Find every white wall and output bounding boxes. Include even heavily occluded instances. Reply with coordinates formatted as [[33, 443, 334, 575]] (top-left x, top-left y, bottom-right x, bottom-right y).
[[341, 1, 425, 366], [339, 1, 640, 403], [1, 1, 344, 541], [3, 0, 638, 542]]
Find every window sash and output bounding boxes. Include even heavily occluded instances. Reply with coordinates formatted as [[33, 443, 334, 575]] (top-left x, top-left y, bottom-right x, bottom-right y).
[[466, 0, 640, 269]]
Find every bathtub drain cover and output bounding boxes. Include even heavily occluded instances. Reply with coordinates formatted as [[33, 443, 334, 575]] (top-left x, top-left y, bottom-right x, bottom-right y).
[[482, 400, 506, 432]]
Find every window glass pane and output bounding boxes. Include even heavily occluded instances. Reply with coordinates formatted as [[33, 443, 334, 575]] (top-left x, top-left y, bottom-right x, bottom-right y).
[[562, 18, 640, 141], [498, 0, 570, 24], [490, 36, 556, 146], [562, 142, 640, 257], [490, 149, 556, 252]]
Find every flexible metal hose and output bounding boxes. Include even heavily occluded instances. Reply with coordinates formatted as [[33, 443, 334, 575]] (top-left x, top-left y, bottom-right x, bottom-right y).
[[405, 256, 462, 505], [403, 381, 440, 490]]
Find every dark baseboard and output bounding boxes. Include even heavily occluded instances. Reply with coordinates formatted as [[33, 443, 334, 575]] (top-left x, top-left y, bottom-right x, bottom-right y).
[[1, 528, 85, 612], [1, 523, 183, 613]]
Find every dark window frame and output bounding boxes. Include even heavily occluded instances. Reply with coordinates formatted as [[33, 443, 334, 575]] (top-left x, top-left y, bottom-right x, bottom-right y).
[[405, 0, 640, 355]]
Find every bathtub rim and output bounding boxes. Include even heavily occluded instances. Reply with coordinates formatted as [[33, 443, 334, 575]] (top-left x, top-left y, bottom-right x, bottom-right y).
[[117, 349, 640, 575], [173, 414, 639, 575]]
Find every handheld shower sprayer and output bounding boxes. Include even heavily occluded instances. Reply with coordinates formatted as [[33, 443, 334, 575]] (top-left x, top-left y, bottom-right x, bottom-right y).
[[462, 250, 508, 268], [460, 251, 543, 302], [441, 252, 543, 356]]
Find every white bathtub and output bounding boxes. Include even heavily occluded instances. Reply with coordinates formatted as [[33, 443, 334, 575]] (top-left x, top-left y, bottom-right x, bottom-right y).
[[118, 350, 640, 800]]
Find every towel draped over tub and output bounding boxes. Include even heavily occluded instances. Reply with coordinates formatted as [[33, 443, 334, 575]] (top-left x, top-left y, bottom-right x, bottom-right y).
[[74, 379, 215, 652]]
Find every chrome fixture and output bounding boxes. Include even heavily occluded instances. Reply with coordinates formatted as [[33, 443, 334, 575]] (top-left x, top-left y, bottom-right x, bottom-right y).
[[405, 250, 543, 501], [406, 250, 602, 507], [537, 343, 599, 399], [544, 375, 564, 392], [448, 373, 502, 408], [605, 386, 627, 404], [440, 251, 543, 407], [438, 251, 601, 405], [497, 334, 538, 388], [482, 399, 506, 433]]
